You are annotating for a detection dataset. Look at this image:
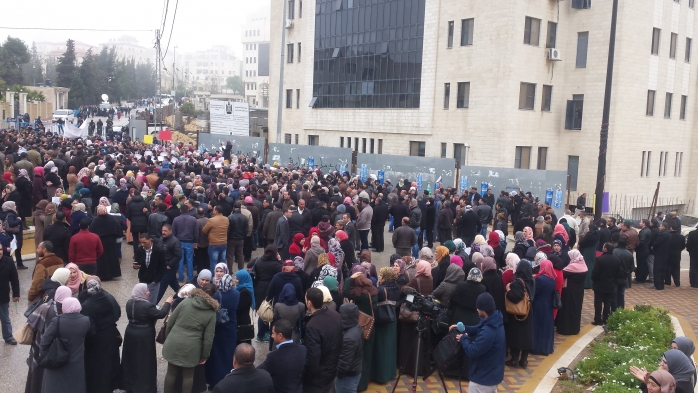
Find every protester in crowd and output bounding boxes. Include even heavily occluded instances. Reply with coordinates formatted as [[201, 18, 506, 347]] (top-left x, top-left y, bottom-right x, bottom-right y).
[[505, 260, 535, 369], [579, 223, 599, 289], [206, 274, 239, 388], [157, 223, 182, 303], [556, 250, 588, 335], [302, 287, 343, 393], [613, 236, 635, 309], [630, 349, 695, 393], [0, 200, 26, 268], [90, 205, 123, 281], [250, 244, 282, 342], [342, 270, 378, 390], [592, 243, 622, 325], [398, 260, 433, 376], [258, 319, 307, 393], [272, 283, 306, 344], [335, 303, 364, 393], [68, 218, 103, 275], [27, 241, 62, 302], [235, 269, 254, 345], [433, 262, 465, 308], [531, 260, 556, 356]]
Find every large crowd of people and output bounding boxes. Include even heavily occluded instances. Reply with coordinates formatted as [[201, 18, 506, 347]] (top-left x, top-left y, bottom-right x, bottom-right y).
[[0, 123, 693, 393]]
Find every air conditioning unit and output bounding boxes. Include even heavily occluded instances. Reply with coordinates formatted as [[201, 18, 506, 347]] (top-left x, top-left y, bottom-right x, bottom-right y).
[[548, 48, 562, 61], [285, 20, 294, 29]]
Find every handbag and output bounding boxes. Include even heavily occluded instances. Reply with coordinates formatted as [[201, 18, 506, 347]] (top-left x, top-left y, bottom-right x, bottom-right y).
[[38, 316, 70, 369], [375, 288, 396, 325], [237, 324, 255, 341], [156, 314, 168, 345], [552, 290, 562, 309], [398, 278, 420, 322], [215, 293, 230, 324], [357, 295, 375, 340], [13, 322, 33, 345], [505, 278, 531, 321], [258, 298, 274, 323], [3, 218, 19, 234], [24, 291, 52, 318]]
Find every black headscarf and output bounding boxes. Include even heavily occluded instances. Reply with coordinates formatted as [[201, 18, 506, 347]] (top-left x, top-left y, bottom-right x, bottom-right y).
[[514, 260, 536, 301]]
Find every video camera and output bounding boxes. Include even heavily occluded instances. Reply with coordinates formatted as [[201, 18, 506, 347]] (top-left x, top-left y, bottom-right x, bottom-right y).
[[404, 289, 450, 332]]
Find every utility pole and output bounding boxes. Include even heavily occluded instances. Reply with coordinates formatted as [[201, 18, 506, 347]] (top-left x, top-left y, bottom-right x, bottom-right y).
[[155, 29, 162, 134], [173, 46, 177, 97], [594, 0, 618, 221], [274, 0, 288, 144]]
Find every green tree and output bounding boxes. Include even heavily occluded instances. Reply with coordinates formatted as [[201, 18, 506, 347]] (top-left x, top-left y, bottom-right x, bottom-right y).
[[180, 102, 195, 117], [55, 39, 76, 88], [45, 57, 57, 82], [22, 42, 43, 86], [226, 76, 242, 94], [135, 60, 157, 98], [0, 36, 30, 86]]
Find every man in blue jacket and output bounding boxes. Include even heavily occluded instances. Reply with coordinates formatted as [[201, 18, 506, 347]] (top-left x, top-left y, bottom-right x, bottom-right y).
[[451, 292, 505, 393]]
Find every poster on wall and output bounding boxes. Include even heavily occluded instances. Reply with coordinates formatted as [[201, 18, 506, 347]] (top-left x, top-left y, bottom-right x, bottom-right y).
[[210, 100, 249, 136]]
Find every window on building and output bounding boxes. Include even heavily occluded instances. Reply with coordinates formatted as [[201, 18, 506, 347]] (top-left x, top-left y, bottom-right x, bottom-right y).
[[537, 147, 548, 170], [680, 95, 687, 119], [652, 28, 661, 55], [287, 44, 294, 63], [354, 138, 359, 152], [670, 33, 678, 59], [295, 134, 299, 144], [519, 82, 536, 110], [576, 32, 589, 68], [686, 38, 692, 62], [299, 0, 303, 17], [298, 43, 301, 62], [296, 89, 300, 109], [571, 0, 591, 9], [286, 89, 293, 108], [340, 137, 344, 147], [524, 17, 541, 46], [347, 137, 351, 148], [565, 94, 584, 130], [567, 156, 579, 191], [515, 146, 531, 169], [410, 141, 426, 157], [285, 134, 292, 144], [454, 143, 467, 167], [362, 138, 367, 153], [288, 0, 295, 19], [447, 21, 454, 48], [461, 19, 474, 46], [542, 85, 553, 111], [677, 152, 684, 176], [546, 22, 558, 49], [641, 151, 652, 177], [665, 92, 673, 118], [444, 83, 450, 109], [307, 135, 319, 145], [441, 143, 447, 158], [691, 0, 695, 9], [378, 139, 383, 154], [370, 138, 375, 154], [457, 82, 470, 108], [647, 90, 656, 116], [659, 151, 668, 176]]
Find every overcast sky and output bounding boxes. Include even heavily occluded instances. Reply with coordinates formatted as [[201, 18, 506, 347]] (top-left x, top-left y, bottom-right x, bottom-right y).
[[0, 0, 270, 58]]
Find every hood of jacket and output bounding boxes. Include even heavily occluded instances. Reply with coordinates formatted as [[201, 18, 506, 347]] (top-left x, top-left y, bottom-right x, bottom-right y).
[[481, 309, 504, 329], [189, 288, 220, 311], [443, 263, 465, 284], [340, 303, 359, 330], [37, 254, 64, 269], [131, 195, 145, 203]]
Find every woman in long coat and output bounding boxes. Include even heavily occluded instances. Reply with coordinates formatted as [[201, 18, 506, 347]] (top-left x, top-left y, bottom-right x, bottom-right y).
[[556, 250, 588, 335], [15, 169, 33, 222], [479, 257, 507, 318], [371, 267, 401, 384], [398, 260, 433, 376], [0, 200, 25, 268], [32, 167, 47, 209], [33, 200, 49, 247], [578, 223, 599, 288], [235, 270, 254, 345], [531, 260, 556, 356], [272, 283, 306, 343], [79, 278, 122, 393], [505, 260, 536, 369], [250, 245, 282, 342], [121, 283, 172, 393], [343, 269, 378, 391], [89, 206, 123, 281], [205, 274, 239, 388], [39, 297, 91, 393]]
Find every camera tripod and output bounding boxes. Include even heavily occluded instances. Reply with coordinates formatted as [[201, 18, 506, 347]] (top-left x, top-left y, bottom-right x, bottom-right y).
[[391, 315, 448, 393]]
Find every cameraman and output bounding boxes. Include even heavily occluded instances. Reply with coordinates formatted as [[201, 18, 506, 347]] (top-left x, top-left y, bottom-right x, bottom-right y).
[[449, 292, 505, 393]]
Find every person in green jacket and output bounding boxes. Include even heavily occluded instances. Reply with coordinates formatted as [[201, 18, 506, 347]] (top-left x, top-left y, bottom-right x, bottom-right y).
[[163, 284, 220, 393]]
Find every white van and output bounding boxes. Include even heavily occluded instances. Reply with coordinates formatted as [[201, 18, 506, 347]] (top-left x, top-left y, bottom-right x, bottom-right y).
[[52, 109, 74, 124]]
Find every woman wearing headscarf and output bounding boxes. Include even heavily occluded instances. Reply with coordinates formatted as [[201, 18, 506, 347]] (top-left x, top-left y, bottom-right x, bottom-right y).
[[66, 166, 78, 196], [70, 203, 91, 235], [205, 274, 239, 388], [495, 229, 508, 252], [121, 284, 173, 393], [107, 203, 126, 261], [91, 178, 111, 214], [272, 283, 307, 343], [371, 266, 401, 384], [3, 157, 14, 181], [631, 350, 695, 393], [433, 263, 465, 308], [336, 230, 356, 271], [32, 167, 47, 210], [556, 250, 588, 335], [531, 260, 556, 356], [513, 231, 530, 259], [79, 278, 122, 393], [343, 268, 378, 391], [89, 205, 123, 281], [488, 231, 505, 269], [33, 200, 49, 248], [503, 252, 520, 288], [390, 254, 410, 287], [398, 260, 433, 376], [1, 172, 12, 186], [558, 218, 577, 249], [553, 224, 570, 253], [303, 235, 326, 274], [672, 337, 696, 384], [431, 245, 451, 288], [249, 244, 282, 343], [234, 269, 254, 345], [0, 200, 26, 268], [328, 237, 345, 268], [193, 269, 212, 288], [418, 247, 435, 267], [15, 168, 33, 226], [505, 260, 535, 369], [25, 285, 67, 393], [452, 239, 471, 264], [38, 297, 90, 393], [317, 285, 337, 310], [213, 263, 229, 287], [578, 222, 600, 288], [323, 276, 344, 311], [550, 239, 571, 267], [479, 256, 507, 319], [471, 234, 487, 256], [162, 284, 219, 393], [523, 226, 535, 246], [631, 369, 678, 393], [310, 253, 339, 288], [288, 233, 304, 260], [45, 166, 62, 200], [43, 201, 56, 230]]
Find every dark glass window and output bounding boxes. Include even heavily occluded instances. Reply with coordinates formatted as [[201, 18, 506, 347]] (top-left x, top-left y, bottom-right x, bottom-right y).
[[312, 0, 425, 108]]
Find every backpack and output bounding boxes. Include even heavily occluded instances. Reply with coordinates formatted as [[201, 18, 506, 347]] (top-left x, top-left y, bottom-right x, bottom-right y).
[[433, 329, 465, 374]]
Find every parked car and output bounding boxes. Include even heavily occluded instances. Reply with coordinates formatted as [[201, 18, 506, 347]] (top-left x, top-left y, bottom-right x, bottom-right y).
[[679, 214, 698, 236], [52, 109, 74, 124]]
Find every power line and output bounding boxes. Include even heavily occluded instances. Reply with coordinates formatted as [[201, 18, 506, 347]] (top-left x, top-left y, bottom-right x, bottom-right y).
[[160, 0, 170, 34], [0, 26, 153, 32], [161, 0, 178, 60]]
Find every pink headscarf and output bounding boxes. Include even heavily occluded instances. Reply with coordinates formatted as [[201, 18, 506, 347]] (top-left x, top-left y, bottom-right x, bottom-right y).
[[564, 250, 588, 273], [554, 224, 569, 244], [64, 263, 83, 295], [33, 166, 44, 177], [450, 255, 464, 268], [54, 286, 72, 304], [537, 260, 557, 281], [523, 227, 534, 241], [416, 260, 432, 278], [61, 297, 82, 313]]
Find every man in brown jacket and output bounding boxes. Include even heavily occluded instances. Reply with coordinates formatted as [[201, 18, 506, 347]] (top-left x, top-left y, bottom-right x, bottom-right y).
[[27, 241, 63, 302], [202, 205, 230, 271]]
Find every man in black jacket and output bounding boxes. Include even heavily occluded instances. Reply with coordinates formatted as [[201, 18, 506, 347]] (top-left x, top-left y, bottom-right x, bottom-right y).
[[687, 227, 698, 288], [302, 287, 342, 393], [258, 319, 307, 393], [134, 233, 166, 304], [212, 344, 274, 393], [388, 197, 409, 230], [0, 246, 19, 344], [666, 228, 685, 287], [652, 222, 672, 290], [227, 202, 248, 271], [371, 197, 389, 252], [458, 205, 481, 246], [335, 303, 363, 392], [156, 224, 181, 303], [612, 237, 634, 310], [42, 211, 71, 264], [591, 243, 621, 325]]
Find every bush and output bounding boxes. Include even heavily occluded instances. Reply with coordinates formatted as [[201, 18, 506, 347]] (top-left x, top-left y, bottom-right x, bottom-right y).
[[572, 305, 673, 392]]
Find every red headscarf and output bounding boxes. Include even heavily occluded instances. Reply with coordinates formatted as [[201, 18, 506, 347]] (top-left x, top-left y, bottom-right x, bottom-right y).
[[537, 260, 557, 281], [487, 231, 501, 248], [289, 233, 304, 256], [2, 172, 12, 184], [554, 224, 570, 244]]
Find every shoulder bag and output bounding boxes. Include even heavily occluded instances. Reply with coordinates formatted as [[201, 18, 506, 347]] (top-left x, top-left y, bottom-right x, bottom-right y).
[[552, 290, 562, 310], [358, 295, 375, 340], [258, 298, 274, 323], [505, 278, 531, 321], [214, 293, 231, 324], [375, 287, 396, 325], [38, 316, 70, 369], [24, 291, 52, 318], [14, 322, 34, 345], [3, 218, 19, 234], [399, 278, 420, 322]]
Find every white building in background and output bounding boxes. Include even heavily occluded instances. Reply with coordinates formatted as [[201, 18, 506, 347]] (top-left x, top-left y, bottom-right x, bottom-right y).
[[181, 46, 242, 93], [100, 36, 155, 64], [242, 5, 272, 108], [270, 0, 698, 210], [35, 40, 94, 65]]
